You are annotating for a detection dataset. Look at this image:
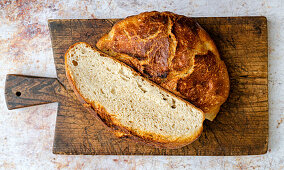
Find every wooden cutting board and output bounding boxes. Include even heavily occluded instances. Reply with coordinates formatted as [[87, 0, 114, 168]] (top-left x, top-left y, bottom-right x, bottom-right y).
[[5, 17, 268, 156]]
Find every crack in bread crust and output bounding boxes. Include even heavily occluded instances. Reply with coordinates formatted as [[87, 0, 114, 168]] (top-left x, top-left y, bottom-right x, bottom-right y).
[[96, 11, 230, 120]]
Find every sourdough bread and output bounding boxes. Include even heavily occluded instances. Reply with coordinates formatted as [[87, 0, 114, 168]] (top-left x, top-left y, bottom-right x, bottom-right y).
[[65, 42, 204, 149], [96, 11, 230, 120]]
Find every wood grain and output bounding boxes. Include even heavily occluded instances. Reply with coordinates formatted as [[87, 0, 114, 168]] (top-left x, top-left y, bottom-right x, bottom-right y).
[[5, 74, 65, 110], [5, 16, 268, 156]]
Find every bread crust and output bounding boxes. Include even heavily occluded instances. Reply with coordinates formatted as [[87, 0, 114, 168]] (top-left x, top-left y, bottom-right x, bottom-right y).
[[96, 11, 230, 120], [65, 42, 204, 149]]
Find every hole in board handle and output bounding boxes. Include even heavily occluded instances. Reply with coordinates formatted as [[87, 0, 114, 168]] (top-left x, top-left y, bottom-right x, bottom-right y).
[[16, 92, 21, 97]]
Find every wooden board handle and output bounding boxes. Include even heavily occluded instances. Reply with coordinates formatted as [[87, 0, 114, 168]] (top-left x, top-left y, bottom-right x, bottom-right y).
[[5, 74, 63, 110]]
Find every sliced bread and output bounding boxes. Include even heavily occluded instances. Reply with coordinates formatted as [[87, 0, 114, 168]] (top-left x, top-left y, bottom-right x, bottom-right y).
[[96, 11, 230, 121], [65, 42, 205, 149]]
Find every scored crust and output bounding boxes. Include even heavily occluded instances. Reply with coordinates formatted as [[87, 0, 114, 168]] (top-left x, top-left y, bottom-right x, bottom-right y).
[[65, 42, 204, 149], [96, 11, 230, 120]]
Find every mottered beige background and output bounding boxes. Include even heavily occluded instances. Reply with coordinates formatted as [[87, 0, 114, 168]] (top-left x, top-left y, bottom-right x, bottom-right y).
[[0, 0, 283, 169]]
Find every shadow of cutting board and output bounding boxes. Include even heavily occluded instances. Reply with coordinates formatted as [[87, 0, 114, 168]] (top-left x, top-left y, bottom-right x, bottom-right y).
[[5, 17, 268, 155]]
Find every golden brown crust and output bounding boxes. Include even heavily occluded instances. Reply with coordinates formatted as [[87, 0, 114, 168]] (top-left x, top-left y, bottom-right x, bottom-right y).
[[65, 42, 204, 149], [96, 11, 230, 120]]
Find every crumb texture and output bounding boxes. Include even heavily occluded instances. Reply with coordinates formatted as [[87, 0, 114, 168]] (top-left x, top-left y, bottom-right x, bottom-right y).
[[66, 43, 204, 142]]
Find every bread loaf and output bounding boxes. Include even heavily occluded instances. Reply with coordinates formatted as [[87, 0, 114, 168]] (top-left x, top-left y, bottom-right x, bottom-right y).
[[65, 42, 204, 149], [96, 11, 230, 120]]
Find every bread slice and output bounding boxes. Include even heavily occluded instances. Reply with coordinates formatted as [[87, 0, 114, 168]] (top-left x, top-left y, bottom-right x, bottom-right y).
[[65, 42, 205, 149]]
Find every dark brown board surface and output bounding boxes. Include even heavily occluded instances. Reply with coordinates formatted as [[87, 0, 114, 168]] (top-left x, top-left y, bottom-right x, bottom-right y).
[[5, 17, 268, 156]]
